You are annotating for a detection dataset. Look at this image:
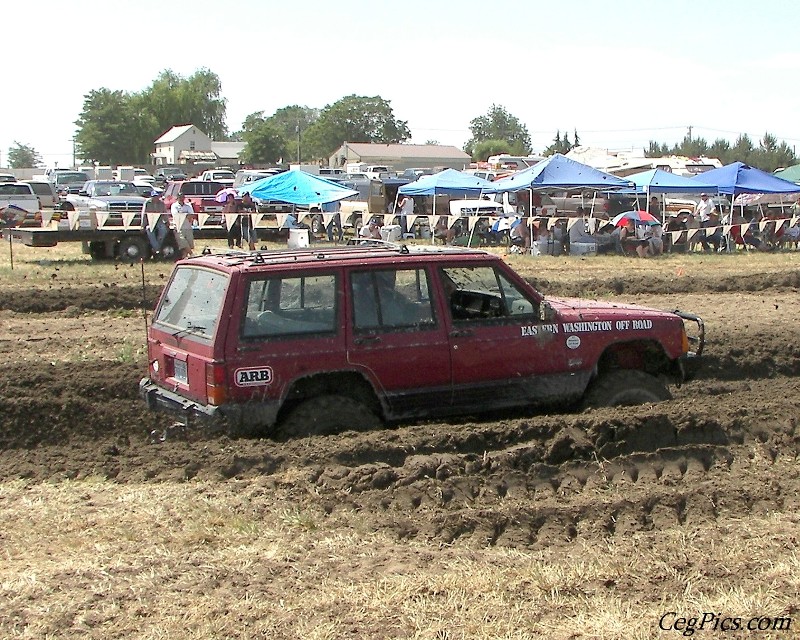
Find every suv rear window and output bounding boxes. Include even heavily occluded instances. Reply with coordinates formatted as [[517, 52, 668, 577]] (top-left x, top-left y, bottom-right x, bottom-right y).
[[26, 182, 54, 196], [155, 267, 230, 337], [243, 274, 337, 338], [181, 181, 224, 196]]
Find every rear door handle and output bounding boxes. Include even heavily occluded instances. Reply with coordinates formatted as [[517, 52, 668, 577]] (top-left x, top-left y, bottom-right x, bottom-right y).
[[354, 335, 382, 345]]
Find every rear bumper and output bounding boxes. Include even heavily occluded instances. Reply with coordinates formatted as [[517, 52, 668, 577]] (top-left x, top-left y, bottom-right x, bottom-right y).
[[139, 378, 281, 432], [139, 378, 223, 424]]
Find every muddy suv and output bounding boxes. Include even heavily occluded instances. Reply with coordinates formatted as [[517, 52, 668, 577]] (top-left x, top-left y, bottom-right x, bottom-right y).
[[140, 245, 704, 437]]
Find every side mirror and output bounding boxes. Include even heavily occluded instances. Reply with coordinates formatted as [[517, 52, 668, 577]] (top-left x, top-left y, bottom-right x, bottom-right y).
[[540, 300, 556, 323]]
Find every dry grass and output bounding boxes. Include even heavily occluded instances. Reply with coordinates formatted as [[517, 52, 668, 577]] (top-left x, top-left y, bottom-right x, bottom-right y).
[[1, 477, 798, 639]]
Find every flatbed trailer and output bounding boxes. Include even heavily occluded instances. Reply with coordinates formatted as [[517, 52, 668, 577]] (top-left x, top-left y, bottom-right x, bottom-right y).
[[2, 215, 292, 262]]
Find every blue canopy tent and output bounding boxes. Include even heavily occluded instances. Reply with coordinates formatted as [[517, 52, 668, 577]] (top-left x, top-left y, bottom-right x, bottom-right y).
[[396, 168, 497, 196], [492, 154, 635, 226], [397, 169, 499, 243], [238, 170, 358, 205], [693, 162, 800, 250], [492, 153, 635, 193], [697, 162, 800, 196], [624, 168, 718, 224]]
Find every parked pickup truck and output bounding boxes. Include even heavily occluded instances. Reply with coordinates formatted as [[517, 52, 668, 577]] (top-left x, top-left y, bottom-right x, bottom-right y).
[[60, 180, 146, 227], [0, 182, 41, 217]]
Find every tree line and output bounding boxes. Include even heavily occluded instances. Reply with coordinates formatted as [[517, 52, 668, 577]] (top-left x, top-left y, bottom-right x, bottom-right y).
[[6, 68, 797, 174]]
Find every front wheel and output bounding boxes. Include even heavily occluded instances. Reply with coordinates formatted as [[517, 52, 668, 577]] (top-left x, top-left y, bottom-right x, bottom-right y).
[[582, 369, 672, 409], [277, 395, 380, 438]]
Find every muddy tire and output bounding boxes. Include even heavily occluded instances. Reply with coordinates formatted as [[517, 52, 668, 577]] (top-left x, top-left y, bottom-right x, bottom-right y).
[[278, 395, 381, 438], [118, 236, 149, 263], [310, 214, 325, 235], [582, 369, 672, 408]]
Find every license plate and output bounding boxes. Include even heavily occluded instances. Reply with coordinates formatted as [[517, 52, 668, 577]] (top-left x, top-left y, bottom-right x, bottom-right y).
[[205, 206, 223, 212], [173, 359, 188, 383]]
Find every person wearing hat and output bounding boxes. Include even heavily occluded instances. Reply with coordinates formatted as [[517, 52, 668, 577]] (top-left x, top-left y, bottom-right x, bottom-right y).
[[700, 208, 724, 252], [141, 190, 169, 256], [694, 193, 715, 226]]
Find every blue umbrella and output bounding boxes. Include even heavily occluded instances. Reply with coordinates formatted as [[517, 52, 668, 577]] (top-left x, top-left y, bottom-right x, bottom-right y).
[[239, 170, 358, 205]]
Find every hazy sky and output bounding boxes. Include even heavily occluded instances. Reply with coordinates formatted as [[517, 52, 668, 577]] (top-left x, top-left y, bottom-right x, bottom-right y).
[[5, 0, 799, 168]]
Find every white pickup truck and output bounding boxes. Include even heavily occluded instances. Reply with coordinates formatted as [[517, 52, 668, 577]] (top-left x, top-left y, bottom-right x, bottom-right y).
[[199, 169, 235, 186], [0, 182, 40, 214]]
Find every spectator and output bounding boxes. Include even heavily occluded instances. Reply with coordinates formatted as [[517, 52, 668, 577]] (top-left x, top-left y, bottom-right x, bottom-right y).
[[637, 223, 664, 258], [694, 193, 715, 226], [648, 196, 661, 220], [142, 191, 168, 256], [398, 195, 414, 235], [224, 193, 241, 249], [509, 216, 531, 253], [700, 209, 724, 252], [324, 201, 343, 243], [170, 193, 195, 259], [434, 216, 456, 244], [239, 192, 258, 250], [359, 218, 382, 241]]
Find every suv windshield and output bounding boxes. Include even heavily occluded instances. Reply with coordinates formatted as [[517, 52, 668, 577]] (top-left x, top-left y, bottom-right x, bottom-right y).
[[155, 267, 230, 336]]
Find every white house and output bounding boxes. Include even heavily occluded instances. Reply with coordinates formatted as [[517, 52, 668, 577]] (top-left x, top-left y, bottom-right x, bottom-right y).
[[153, 124, 214, 166]]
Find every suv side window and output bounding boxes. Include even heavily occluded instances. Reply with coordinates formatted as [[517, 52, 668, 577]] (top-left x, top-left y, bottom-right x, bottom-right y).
[[351, 268, 434, 331], [441, 266, 537, 321], [242, 274, 337, 338]]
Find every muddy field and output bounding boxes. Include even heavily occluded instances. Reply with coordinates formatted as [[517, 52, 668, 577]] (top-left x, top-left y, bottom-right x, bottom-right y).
[[0, 245, 799, 639]]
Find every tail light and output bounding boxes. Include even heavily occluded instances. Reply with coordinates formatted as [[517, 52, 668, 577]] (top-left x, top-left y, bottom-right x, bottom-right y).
[[206, 362, 228, 406]]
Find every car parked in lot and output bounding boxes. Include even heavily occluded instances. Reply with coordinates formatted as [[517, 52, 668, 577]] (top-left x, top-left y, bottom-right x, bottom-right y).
[[154, 167, 188, 186], [549, 191, 645, 217], [140, 244, 704, 438], [22, 180, 59, 208]]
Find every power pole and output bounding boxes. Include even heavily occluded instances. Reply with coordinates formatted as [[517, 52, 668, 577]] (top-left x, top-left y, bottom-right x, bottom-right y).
[[687, 125, 693, 141], [296, 119, 301, 164]]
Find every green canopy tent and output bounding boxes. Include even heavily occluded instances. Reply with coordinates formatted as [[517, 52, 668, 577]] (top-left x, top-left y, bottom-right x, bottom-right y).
[[773, 164, 800, 184]]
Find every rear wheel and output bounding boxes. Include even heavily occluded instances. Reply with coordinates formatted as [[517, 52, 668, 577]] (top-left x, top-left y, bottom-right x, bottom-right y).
[[582, 369, 672, 408], [159, 240, 179, 262], [117, 236, 149, 263], [278, 395, 380, 438]]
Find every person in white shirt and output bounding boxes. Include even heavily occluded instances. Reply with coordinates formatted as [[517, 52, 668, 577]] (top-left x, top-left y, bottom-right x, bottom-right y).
[[170, 193, 195, 259], [694, 193, 715, 226], [398, 195, 414, 234]]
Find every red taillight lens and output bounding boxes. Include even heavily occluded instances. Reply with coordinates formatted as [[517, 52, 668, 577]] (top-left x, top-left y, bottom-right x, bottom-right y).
[[206, 363, 227, 406]]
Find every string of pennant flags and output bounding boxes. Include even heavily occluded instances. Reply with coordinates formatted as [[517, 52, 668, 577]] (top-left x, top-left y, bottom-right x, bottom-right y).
[[55, 209, 800, 248]]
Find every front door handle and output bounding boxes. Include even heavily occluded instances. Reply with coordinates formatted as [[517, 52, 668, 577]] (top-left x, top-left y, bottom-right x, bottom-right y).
[[450, 329, 474, 338]]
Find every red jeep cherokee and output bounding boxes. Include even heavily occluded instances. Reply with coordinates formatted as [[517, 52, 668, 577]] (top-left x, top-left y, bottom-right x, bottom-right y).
[[140, 245, 704, 437]]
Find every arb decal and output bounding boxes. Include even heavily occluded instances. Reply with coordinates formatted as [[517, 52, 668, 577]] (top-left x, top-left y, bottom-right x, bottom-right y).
[[235, 367, 273, 387]]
